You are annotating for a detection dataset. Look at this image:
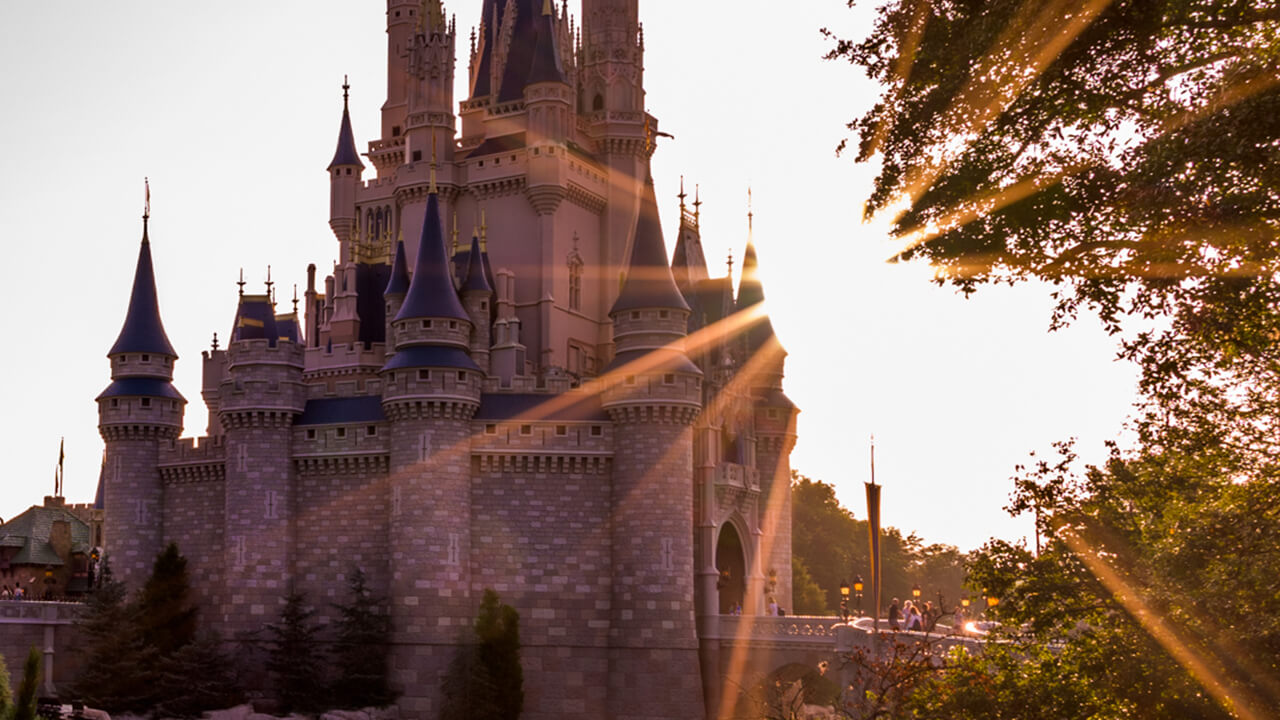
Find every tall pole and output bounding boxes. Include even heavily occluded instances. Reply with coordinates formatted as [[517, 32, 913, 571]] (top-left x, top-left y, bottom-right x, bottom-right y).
[[865, 435, 882, 634]]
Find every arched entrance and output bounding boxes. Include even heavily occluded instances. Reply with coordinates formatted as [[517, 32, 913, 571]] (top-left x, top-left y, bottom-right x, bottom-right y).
[[716, 523, 747, 614]]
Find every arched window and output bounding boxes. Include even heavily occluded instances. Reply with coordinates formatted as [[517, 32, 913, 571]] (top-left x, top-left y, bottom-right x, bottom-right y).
[[593, 93, 604, 111], [567, 252, 584, 311]]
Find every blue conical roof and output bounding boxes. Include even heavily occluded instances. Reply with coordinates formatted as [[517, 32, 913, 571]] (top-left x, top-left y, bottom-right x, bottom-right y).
[[736, 241, 780, 352], [328, 90, 363, 170], [527, 3, 566, 86], [109, 222, 177, 357], [611, 176, 690, 314], [461, 234, 494, 294], [396, 192, 470, 322], [385, 239, 410, 296]]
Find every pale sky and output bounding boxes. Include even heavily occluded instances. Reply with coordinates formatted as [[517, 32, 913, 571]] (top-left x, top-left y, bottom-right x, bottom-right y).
[[0, 0, 1138, 553]]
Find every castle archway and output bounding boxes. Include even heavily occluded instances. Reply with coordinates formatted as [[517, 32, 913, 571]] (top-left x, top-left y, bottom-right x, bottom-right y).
[[716, 523, 746, 614]]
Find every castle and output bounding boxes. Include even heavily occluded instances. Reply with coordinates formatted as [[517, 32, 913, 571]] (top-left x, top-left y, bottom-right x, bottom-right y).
[[97, 1, 796, 717]]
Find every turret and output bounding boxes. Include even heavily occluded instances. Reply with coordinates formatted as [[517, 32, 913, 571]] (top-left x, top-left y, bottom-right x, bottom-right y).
[[380, 176, 481, 711], [459, 233, 494, 375], [671, 179, 708, 298], [582, 0, 642, 114], [383, 238, 411, 359], [599, 172, 704, 719], [329, 79, 365, 247], [97, 212, 185, 588], [217, 286, 306, 636], [403, 1, 457, 165], [734, 236, 798, 620], [383, 0, 419, 142]]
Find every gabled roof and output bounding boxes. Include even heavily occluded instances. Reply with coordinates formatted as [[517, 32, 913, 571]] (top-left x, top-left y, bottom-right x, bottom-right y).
[[396, 192, 471, 322], [611, 176, 690, 314], [109, 223, 177, 358], [0, 505, 93, 567]]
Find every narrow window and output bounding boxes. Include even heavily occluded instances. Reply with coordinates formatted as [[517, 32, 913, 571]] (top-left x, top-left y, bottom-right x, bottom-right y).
[[306, 429, 317, 440], [485, 424, 497, 435], [140, 398, 152, 408], [141, 354, 150, 363], [412, 150, 423, 162], [568, 256, 583, 311], [555, 425, 567, 436], [663, 373, 675, 385], [418, 369, 431, 381], [110, 399, 119, 408], [624, 375, 636, 386], [457, 371, 467, 382], [631, 311, 640, 320], [392, 126, 402, 137], [659, 310, 669, 319], [591, 425, 603, 437], [449, 320, 458, 330], [520, 424, 533, 436], [336, 428, 347, 439], [366, 426, 377, 437]]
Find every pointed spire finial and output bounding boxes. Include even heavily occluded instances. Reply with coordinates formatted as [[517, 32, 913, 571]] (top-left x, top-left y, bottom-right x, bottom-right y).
[[237, 268, 246, 297], [748, 186, 754, 236], [480, 207, 488, 252], [342, 75, 350, 108], [678, 176, 687, 213], [212, 332, 219, 351], [727, 251, 734, 277], [143, 177, 151, 223], [265, 265, 274, 298], [292, 284, 299, 314], [694, 184, 702, 223]]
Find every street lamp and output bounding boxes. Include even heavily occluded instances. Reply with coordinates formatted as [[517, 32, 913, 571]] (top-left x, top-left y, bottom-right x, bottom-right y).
[[985, 593, 1000, 619], [911, 584, 921, 602], [853, 576, 864, 616], [839, 580, 850, 621]]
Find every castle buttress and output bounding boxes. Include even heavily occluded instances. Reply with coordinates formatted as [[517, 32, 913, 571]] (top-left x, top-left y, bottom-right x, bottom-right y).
[[98, 2, 798, 718]]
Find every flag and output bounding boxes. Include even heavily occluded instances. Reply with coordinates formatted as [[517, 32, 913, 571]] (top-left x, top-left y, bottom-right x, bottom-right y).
[[145, 177, 151, 217], [56, 437, 65, 496], [866, 480, 882, 625]]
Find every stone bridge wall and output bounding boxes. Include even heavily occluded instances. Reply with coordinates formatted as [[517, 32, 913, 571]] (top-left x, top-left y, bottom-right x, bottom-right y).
[[0, 601, 83, 696]]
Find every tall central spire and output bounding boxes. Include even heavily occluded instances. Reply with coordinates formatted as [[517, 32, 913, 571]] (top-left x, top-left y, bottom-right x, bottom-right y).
[[109, 187, 176, 358]]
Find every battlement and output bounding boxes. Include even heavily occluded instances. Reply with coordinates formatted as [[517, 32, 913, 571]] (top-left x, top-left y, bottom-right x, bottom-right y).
[[110, 353, 175, 381], [227, 338, 305, 368], [382, 366, 482, 402], [159, 435, 227, 465], [392, 318, 471, 349], [304, 343, 387, 374]]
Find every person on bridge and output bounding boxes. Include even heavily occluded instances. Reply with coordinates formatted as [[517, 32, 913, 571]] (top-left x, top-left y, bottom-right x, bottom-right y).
[[888, 598, 901, 630]]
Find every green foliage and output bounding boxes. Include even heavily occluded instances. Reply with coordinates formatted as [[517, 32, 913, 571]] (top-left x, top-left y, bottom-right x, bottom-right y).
[[441, 589, 523, 720], [0, 652, 12, 720], [791, 472, 967, 615], [11, 648, 39, 720], [265, 590, 327, 714], [329, 568, 395, 709], [152, 633, 244, 719], [136, 543, 198, 657], [69, 557, 158, 712], [790, 558, 828, 616]]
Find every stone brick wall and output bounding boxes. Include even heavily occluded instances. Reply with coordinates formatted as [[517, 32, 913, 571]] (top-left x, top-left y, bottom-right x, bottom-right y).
[[606, 419, 703, 720], [102, 437, 167, 590], [164, 479, 226, 616], [295, 466, 390, 620]]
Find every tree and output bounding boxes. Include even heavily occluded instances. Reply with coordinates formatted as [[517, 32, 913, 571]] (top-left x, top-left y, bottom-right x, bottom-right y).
[[136, 543, 198, 657], [330, 568, 394, 709], [441, 589, 523, 720], [265, 590, 327, 714], [790, 558, 828, 616], [0, 652, 11, 720], [11, 647, 40, 720], [68, 557, 157, 712], [828, 0, 1280, 365], [152, 633, 244, 719]]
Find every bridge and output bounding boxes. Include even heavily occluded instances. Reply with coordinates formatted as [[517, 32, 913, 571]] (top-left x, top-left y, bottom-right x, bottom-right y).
[[0, 600, 81, 695], [699, 614, 987, 718]]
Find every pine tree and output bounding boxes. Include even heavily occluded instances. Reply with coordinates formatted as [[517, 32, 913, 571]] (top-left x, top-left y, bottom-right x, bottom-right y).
[[265, 590, 326, 714], [329, 568, 394, 709], [152, 633, 244, 719], [68, 557, 157, 712], [136, 543, 198, 656], [0, 651, 12, 720], [473, 590, 523, 720], [12, 647, 40, 720]]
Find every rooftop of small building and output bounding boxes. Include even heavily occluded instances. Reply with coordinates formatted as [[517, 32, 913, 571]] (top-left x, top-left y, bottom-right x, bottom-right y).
[[0, 501, 93, 566]]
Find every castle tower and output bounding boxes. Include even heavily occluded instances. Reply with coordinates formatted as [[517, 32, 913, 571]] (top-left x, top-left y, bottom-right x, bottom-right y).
[[404, 0, 457, 165], [600, 173, 704, 718], [379, 177, 482, 716], [329, 79, 365, 248], [737, 241, 796, 609], [217, 290, 306, 635], [97, 213, 185, 588], [459, 233, 494, 374], [581, 0, 642, 114]]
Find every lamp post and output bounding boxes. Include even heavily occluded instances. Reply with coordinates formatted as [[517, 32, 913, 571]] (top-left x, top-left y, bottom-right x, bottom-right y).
[[911, 584, 921, 602], [985, 593, 1000, 619], [839, 580, 850, 621], [853, 576, 864, 617]]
